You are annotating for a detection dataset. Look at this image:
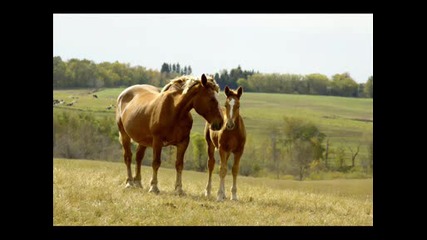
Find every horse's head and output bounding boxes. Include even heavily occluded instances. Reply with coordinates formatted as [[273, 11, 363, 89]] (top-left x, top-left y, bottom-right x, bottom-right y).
[[191, 74, 224, 131], [224, 85, 243, 130]]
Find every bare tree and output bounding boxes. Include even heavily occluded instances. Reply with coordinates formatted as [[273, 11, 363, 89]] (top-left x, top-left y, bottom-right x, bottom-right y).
[[324, 138, 330, 169], [347, 142, 361, 168]]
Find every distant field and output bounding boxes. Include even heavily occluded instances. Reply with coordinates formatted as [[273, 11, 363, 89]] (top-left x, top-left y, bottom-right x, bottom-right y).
[[53, 88, 373, 163], [53, 158, 373, 226]]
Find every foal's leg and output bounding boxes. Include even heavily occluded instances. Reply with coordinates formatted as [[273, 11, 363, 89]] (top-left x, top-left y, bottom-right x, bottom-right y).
[[174, 138, 189, 196], [149, 138, 162, 194], [119, 132, 133, 188], [231, 151, 243, 201], [133, 144, 146, 188], [217, 149, 230, 201], [205, 140, 216, 197]]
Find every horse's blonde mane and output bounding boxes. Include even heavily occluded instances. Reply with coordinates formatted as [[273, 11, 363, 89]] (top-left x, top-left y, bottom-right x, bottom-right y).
[[161, 75, 220, 94]]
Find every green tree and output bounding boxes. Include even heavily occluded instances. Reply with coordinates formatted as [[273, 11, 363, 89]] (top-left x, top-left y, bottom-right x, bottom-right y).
[[358, 83, 365, 98], [191, 132, 206, 172], [335, 145, 346, 170], [283, 116, 326, 180], [236, 78, 250, 92], [293, 140, 314, 180], [304, 73, 330, 95], [161, 63, 170, 73], [53, 56, 66, 88], [176, 63, 181, 75], [188, 66, 192, 75], [331, 72, 358, 97], [364, 76, 373, 98]]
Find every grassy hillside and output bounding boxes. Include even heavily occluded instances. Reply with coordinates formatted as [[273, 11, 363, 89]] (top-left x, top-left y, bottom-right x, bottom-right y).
[[53, 158, 373, 226], [54, 88, 372, 136], [53, 88, 373, 170]]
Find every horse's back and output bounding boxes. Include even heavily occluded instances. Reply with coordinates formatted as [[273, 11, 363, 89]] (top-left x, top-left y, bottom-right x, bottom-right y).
[[117, 85, 160, 114], [117, 85, 159, 103]]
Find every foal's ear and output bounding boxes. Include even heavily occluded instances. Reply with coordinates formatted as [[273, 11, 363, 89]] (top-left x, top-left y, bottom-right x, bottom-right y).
[[201, 74, 207, 87], [237, 86, 243, 99], [224, 86, 231, 97]]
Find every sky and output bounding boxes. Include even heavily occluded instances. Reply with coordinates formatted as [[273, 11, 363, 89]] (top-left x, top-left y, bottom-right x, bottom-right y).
[[53, 14, 373, 83]]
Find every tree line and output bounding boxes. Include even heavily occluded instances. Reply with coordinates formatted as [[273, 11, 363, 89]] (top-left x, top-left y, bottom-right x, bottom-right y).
[[53, 56, 372, 98]]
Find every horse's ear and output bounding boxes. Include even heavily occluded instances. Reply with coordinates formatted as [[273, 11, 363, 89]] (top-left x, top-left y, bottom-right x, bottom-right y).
[[237, 86, 243, 99], [224, 86, 231, 97], [201, 74, 207, 87]]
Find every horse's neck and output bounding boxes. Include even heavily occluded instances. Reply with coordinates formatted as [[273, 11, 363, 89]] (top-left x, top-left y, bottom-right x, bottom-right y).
[[171, 90, 196, 119], [235, 114, 243, 129]]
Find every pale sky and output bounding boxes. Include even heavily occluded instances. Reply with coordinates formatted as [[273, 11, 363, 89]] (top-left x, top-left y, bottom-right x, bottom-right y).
[[53, 14, 373, 83]]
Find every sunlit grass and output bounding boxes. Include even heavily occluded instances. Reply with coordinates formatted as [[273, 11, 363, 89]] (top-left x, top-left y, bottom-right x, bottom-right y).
[[54, 158, 373, 226]]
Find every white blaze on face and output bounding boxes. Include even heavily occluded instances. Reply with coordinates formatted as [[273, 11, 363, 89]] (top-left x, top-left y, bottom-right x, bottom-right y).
[[229, 98, 235, 119]]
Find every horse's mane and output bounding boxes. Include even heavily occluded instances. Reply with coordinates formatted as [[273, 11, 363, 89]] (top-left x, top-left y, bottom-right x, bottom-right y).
[[161, 75, 220, 94]]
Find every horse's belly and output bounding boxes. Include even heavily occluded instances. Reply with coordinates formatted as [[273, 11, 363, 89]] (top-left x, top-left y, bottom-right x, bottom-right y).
[[133, 135, 153, 147], [123, 119, 153, 146]]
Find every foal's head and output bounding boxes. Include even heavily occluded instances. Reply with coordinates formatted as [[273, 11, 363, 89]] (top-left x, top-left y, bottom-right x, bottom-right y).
[[224, 86, 243, 130]]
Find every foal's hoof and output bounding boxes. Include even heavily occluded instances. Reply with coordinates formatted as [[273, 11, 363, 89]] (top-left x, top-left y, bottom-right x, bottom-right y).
[[175, 189, 186, 196], [125, 181, 134, 188], [217, 193, 227, 202], [134, 181, 143, 188], [204, 190, 211, 198], [149, 185, 160, 194], [231, 195, 239, 201]]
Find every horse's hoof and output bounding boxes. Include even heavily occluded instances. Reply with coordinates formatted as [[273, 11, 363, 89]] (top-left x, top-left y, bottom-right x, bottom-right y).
[[217, 193, 226, 202], [149, 185, 160, 194], [175, 189, 186, 196], [231, 196, 238, 201], [125, 182, 134, 188], [134, 181, 143, 188], [204, 190, 211, 197]]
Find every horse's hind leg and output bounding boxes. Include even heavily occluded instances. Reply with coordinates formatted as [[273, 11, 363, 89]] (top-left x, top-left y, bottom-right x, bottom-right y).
[[174, 138, 189, 196], [133, 144, 146, 188], [119, 132, 133, 188], [231, 151, 242, 201]]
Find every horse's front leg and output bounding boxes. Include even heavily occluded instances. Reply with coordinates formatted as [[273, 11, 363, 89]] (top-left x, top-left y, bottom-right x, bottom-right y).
[[174, 137, 189, 196], [149, 138, 162, 194], [231, 151, 243, 201], [217, 149, 230, 201]]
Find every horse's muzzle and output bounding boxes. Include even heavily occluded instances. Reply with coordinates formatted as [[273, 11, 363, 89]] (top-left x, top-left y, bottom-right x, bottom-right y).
[[210, 119, 223, 131], [226, 121, 235, 130]]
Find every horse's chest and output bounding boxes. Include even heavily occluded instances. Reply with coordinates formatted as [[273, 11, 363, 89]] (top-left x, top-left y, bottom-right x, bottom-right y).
[[159, 120, 192, 146], [219, 134, 240, 152]]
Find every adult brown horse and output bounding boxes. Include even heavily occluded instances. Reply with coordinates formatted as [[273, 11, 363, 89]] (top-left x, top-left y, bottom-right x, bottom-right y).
[[116, 74, 223, 195], [204, 86, 246, 201]]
